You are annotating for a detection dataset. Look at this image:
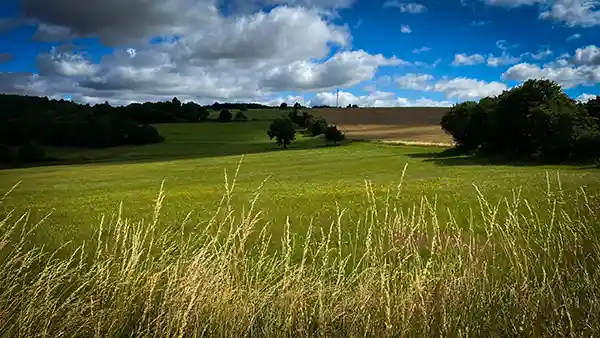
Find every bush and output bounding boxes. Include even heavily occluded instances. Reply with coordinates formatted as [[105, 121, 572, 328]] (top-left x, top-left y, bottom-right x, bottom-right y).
[[324, 125, 345, 145], [234, 111, 249, 122], [125, 124, 165, 145], [267, 117, 296, 148], [218, 110, 233, 122], [310, 117, 328, 136], [17, 141, 46, 163]]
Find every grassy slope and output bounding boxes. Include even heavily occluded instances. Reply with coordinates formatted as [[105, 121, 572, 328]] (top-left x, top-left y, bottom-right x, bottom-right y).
[[1, 119, 599, 252]]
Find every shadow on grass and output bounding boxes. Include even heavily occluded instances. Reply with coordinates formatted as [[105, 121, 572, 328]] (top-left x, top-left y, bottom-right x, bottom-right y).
[[1, 138, 350, 170], [406, 148, 581, 167]]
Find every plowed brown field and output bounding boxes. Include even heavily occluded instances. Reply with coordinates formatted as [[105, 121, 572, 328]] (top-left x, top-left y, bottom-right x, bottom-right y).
[[311, 107, 453, 144]]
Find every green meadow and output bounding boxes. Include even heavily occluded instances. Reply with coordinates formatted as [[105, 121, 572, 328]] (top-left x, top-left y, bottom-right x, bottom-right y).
[[2, 117, 600, 336], [1, 120, 599, 250]]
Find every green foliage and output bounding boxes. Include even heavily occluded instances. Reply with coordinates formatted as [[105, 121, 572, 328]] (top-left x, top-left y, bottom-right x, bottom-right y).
[[441, 101, 485, 151], [324, 125, 345, 144], [234, 111, 249, 122], [440, 79, 600, 161], [279, 102, 288, 110], [310, 117, 328, 136], [219, 110, 233, 122], [584, 96, 600, 120], [267, 117, 296, 148], [0, 94, 165, 149], [17, 141, 46, 163]]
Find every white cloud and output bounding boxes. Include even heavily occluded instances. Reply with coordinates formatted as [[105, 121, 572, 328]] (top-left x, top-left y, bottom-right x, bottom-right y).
[[1, 5, 409, 104], [487, 52, 521, 66], [396, 73, 434, 89], [470, 20, 491, 26], [576, 93, 598, 102], [567, 33, 582, 41], [502, 62, 600, 88], [484, 0, 600, 27], [572, 45, 600, 65], [451, 53, 485, 66], [383, 1, 427, 13], [261, 50, 405, 91], [401, 24, 412, 33], [430, 77, 508, 99], [396, 73, 508, 99], [523, 49, 554, 60], [309, 90, 452, 107], [412, 46, 431, 54], [540, 0, 600, 27], [37, 48, 99, 77]]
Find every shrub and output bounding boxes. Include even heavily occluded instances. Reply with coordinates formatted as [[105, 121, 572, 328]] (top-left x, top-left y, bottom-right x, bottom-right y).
[[126, 124, 165, 145], [324, 125, 345, 145], [310, 117, 328, 136], [219, 110, 233, 122], [17, 141, 46, 163], [267, 117, 296, 148], [279, 102, 288, 110], [234, 111, 249, 122]]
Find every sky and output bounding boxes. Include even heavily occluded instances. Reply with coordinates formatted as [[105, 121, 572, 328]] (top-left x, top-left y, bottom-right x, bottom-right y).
[[0, 0, 599, 107]]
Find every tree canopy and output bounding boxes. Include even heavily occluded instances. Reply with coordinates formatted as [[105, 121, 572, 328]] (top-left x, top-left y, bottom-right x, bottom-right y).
[[440, 79, 600, 162]]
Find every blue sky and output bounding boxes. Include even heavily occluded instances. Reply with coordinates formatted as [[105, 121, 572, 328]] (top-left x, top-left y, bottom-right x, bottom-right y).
[[0, 0, 599, 107]]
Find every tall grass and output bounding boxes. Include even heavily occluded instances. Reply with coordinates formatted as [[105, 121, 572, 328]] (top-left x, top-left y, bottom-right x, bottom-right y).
[[1, 161, 600, 337]]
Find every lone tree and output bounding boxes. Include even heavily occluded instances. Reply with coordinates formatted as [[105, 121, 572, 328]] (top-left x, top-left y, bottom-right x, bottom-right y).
[[267, 117, 296, 148], [325, 125, 345, 145], [279, 102, 288, 110], [218, 109, 233, 122]]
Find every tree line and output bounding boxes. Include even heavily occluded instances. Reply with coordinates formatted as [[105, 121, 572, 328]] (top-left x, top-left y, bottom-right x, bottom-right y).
[[441, 79, 600, 162]]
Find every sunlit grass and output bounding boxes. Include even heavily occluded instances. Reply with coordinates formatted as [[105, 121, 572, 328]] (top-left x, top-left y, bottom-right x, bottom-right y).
[[1, 163, 600, 336]]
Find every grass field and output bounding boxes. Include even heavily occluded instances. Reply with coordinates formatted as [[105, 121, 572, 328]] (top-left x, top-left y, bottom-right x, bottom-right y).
[[1, 117, 599, 251], [2, 111, 600, 336]]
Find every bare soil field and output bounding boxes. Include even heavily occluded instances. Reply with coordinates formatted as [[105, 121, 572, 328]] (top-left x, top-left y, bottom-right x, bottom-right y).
[[311, 107, 453, 144]]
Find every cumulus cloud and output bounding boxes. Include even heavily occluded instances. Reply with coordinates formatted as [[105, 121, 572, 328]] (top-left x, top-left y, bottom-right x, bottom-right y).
[[572, 45, 600, 65], [430, 77, 508, 99], [576, 93, 598, 102], [485, 0, 600, 27], [37, 48, 99, 77], [0, 5, 410, 104], [487, 52, 521, 66], [383, 1, 427, 13], [396, 73, 507, 99], [502, 62, 600, 88], [401, 25, 412, 33], [451, 53, 485, 66], [567, 33, 582, 41], [396, 73, 434, 89], [261, 50, 405, 91], [309, 90, 452, 107], [540, 0, 600, 27]]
